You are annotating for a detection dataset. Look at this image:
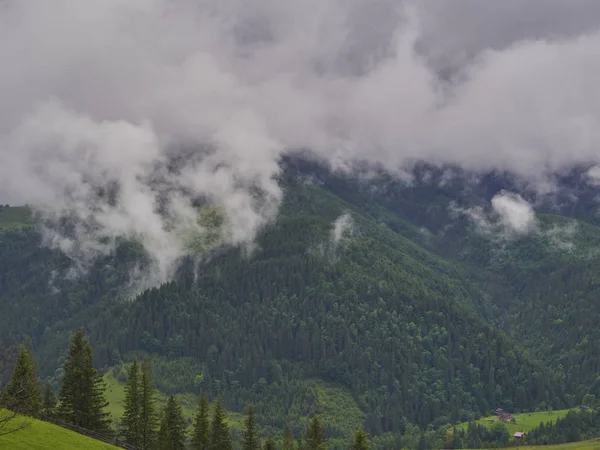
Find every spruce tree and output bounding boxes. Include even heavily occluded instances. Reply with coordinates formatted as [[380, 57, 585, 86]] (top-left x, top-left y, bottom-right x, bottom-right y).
[[192, 392, 210, 449], [351, 428, 370, 450], [41, 383, 57, 418], [158, 396, 187, 450], [305, 416, 326, 450], [122, 358, 142, 447], [263, 437, 276, 450], [282, 425, 294, 450], [242, 406, 260, 450], [140, 358, 159, 449], [209, 398, 232, 450], [1, 344, 42, 416], [417, 433, 427, 450], [58, 329, 110, 432]]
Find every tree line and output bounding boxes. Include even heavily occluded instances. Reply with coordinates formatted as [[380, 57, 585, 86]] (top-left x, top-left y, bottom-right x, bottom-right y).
[[0, 331, 371, 449], [0, 177, 573, 441]]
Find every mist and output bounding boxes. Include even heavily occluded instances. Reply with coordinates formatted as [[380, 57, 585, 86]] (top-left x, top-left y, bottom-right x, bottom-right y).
[[2, 0, 600, 286]]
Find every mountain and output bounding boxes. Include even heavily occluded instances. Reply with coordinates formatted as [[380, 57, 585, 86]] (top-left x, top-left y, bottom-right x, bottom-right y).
[[1, 159, 599, 445]]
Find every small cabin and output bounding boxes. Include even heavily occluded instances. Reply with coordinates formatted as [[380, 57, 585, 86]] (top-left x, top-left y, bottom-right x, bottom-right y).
[[514, 432, 527, 440]]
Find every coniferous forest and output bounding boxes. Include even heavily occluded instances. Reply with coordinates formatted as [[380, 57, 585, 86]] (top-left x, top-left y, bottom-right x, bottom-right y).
[[2, 160, 600, 448]]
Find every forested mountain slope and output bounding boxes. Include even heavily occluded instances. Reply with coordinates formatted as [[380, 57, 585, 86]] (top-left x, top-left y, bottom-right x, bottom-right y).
[[1, 161, 599, 441]]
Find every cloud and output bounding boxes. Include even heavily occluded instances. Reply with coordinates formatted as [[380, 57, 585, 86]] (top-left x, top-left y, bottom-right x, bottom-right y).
[[450, 191, 537, 238], [491, 192, 537, 235], [331, 212, 354, 246], [586, 165, 600, 186], [2, 0, 600, 287]]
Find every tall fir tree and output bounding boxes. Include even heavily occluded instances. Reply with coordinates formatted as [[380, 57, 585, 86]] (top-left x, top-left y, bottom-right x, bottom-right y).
[[41, 383, 57, 418], [122, 358, 142, 447], [192, 392, 210, 450], [209, 398, 232, 450], [305, 416, 326, 450], [417, 433, 427, 450], [296, 437, 305, 450], [158, 396, 187, 450], [242, 406, 260, 450], [351, 428, 370, 450], [263, 437, 276, 450], [282, 425, 294, 450], [57, 329, 110, 432], [140, 358, 159, 450], [1, 344, 41, 416]]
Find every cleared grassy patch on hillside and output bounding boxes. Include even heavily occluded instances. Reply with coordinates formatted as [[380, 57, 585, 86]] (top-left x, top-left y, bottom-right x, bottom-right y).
[[103, 371, 245, 432], [459, 409, 574, 436], [310, 379, 364, 438], [0, 206, 34, 233], [0, 412, 118, 449]]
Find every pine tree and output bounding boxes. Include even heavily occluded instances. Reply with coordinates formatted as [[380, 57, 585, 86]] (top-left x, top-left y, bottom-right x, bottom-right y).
[[1, 344, 42, 416], [417, 433, 427, 450], [450, 428, 463, 449], [263, 437, 276, 450], [296, 436, 305, 450], [41, 383, 56, 418], [158, 396, 187, 450], [283, 425, 294, 450], [192, 392, 210, 450], [242, 406, 260, 450], [305, 416, 326, 450], [209, 398, 232, 450], [58, 329, 110, 432], [351, 428, 370, 450], [140, 358, 159, 449], [122, 358, 142, 447]]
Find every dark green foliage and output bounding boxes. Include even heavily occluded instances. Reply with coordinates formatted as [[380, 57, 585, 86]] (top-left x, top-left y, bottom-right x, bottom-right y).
[[140, 358, 159, 449], [1, 344, 41, 416], [352, 428, 369, 450], [122, 358, 142, 446], [282, 425, 294, 450], [263, 437, 276, 450], [242, 406, 260, 450], [4, 162, 600, 441], [158, 396, 187, 450], [209, 398, 232, 450], [57, 330, 110, 432], [456, 421, 510, 449], [449, 428, 463, 449], [417, 433, 426, 450], [42, 383, 57, 418], [305, 416, 326, 450], [192, 392, 210, 450], [582, 394, 597, 408], [527, 409, 600, 445]]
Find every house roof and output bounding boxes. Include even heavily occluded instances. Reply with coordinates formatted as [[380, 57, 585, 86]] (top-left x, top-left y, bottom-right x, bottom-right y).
[[514, 432, 525, 437]]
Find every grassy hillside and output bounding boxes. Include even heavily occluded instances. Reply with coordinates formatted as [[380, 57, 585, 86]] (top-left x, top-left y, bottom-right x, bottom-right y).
[[474, 439, 600, 449], [103, 370, 245, 432], [103, 368, 361, 444], [0, 413, 118, 449], [458, 409, 574, 436], [0, 206, 33, 233]]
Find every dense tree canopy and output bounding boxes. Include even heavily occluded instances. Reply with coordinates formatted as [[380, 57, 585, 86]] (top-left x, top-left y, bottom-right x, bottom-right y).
[[1, 161, 600, 443]]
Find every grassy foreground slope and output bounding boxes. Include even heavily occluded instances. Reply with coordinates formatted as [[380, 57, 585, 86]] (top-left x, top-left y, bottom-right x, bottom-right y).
[[0, 413, 118, 449], [474, 439, 600, 449]]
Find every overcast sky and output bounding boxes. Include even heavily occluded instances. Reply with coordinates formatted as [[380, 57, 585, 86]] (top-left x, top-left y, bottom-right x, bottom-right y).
[[1, 0, 600, 286], [418, 0, 600, 59]]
